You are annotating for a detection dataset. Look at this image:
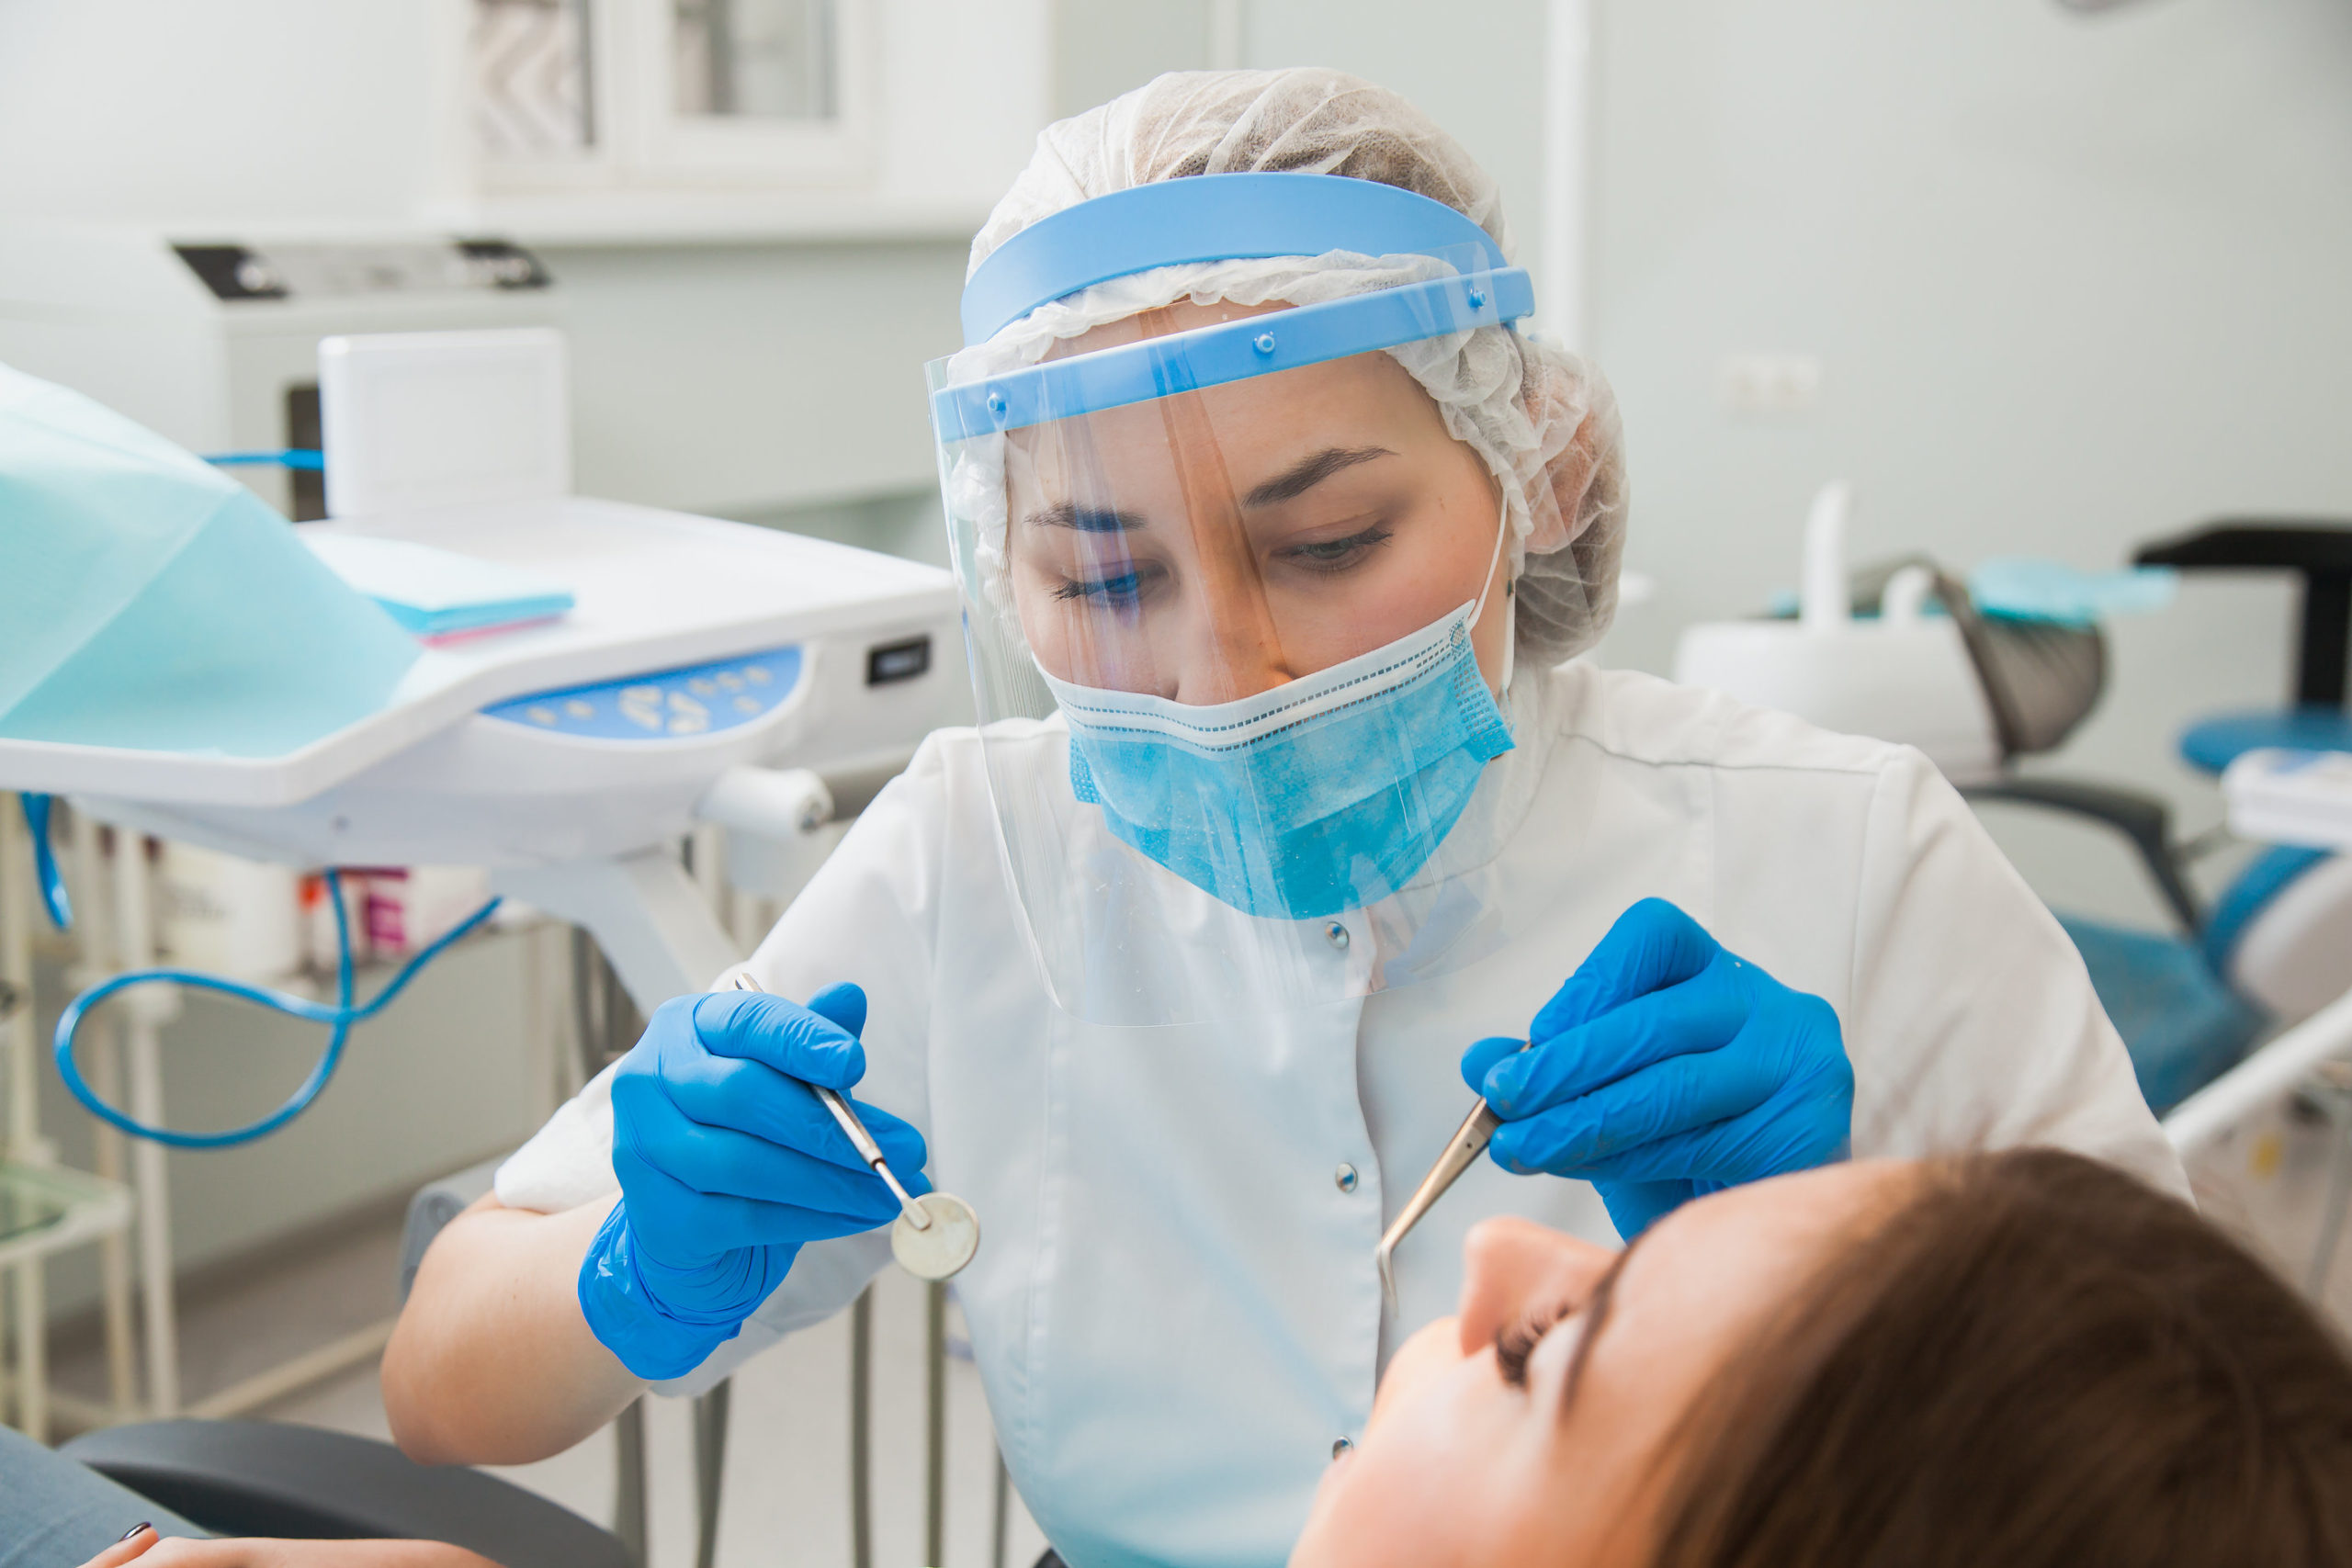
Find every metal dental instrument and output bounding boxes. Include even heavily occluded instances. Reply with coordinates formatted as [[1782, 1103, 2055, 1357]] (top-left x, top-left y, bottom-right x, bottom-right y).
[[1375, 1098, 1503, 1314], [730, 974, 981, 1279], [732, 972, 928, 1228]]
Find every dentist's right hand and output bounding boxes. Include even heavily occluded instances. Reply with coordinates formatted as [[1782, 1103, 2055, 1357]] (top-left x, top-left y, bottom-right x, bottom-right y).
[[578, 980, 927, 1380]]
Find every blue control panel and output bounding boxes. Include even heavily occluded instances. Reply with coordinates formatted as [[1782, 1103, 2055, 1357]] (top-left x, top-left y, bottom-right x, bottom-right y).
[[481, 646, 804, 739]]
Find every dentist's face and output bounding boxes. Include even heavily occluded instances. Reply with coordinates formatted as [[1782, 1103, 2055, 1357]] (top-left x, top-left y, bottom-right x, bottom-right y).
[[1004, 300, 1511, 705], [1288, 1161, 1913, 1568]]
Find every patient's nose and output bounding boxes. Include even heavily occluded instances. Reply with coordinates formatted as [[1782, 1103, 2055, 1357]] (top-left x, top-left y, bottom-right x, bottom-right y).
[[1456, 1216, 1617, 1356]]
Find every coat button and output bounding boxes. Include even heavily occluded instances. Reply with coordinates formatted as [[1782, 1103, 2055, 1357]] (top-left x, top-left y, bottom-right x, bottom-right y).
[[1332, 1437, 1354, 1460], [1324, 919, 1350, 950], [1334, 1163, 1359, 1193]]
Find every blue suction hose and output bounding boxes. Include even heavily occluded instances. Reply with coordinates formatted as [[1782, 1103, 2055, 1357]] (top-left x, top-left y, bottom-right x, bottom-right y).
[[201, 449, 324, 471], [22, 795, 70, 928], [51, 863, 502, 1149]]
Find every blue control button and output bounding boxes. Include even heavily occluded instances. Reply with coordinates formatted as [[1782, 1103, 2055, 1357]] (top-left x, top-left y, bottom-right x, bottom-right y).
[[482, 646, 803, 739]]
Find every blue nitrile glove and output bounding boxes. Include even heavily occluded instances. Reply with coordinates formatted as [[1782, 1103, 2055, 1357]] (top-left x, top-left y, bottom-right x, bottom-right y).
[[579, 981, 929, 1380], [1462, 898, 1852, 1240]]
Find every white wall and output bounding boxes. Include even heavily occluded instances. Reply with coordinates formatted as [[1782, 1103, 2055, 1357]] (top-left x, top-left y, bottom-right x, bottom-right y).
[[542, 236, 967, 515], [1244, 0, 1554, 287], [0, 1, 451, 228], [1588, 0, 2352, 921], [1048, 0, 1557, 314]]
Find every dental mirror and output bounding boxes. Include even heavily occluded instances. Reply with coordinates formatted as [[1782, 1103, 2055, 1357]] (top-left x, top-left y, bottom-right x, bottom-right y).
[[729, 973, 981, 1280], [892, 1190, 982, 1280]]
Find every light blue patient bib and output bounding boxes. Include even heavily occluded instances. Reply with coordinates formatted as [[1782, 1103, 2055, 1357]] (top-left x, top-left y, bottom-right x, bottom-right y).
[[0, 364, 418, 757]]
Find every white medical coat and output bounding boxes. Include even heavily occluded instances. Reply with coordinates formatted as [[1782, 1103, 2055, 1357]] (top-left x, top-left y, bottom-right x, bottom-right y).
[[497, 661, 2185, 1568]]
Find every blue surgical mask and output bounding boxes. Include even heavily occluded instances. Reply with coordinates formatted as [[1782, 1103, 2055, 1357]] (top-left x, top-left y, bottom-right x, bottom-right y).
[[1041, 600, 1514, 921]]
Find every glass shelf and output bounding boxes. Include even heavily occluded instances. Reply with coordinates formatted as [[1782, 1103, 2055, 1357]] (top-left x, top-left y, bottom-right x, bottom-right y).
[[0, 1162, 132, 1269]]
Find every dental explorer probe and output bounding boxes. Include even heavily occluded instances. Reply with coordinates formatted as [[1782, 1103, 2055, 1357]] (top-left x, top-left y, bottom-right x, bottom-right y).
[[1374, 1098, 1501, 1314], [730, 974, 982, 1280]]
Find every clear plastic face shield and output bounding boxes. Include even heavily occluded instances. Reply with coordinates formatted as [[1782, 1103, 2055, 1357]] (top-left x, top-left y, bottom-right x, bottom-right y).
[[930, 175, 1539, 1025]]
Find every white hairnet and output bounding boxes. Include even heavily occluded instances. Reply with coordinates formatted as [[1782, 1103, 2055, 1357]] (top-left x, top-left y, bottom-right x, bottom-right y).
[[949, 66, 1628, 666]]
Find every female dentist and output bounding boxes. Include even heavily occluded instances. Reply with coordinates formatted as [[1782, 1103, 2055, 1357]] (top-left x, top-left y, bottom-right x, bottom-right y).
[[387, 69, 2183, 1568]]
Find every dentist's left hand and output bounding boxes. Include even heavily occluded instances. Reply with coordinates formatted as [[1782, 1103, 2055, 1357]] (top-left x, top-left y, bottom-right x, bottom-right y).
[[579, 981, 928, 1380], [1461, 898, 1852, 1240]]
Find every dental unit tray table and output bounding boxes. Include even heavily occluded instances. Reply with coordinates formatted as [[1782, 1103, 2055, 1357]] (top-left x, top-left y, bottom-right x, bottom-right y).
[[1, 497, 963, 1008], [0, 499, 958, 1426]]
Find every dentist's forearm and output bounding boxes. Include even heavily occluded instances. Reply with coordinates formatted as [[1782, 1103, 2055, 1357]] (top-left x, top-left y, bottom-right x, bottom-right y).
[[384, 1194, 643, 1465]]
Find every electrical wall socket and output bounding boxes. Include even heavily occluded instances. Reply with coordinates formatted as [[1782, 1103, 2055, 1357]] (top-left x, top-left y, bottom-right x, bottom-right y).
[[1717, 354, 1822, 415]]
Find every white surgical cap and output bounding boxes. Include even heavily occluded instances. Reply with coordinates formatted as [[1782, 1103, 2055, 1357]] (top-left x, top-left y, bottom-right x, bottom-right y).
[[952, 66, 1629, 667]]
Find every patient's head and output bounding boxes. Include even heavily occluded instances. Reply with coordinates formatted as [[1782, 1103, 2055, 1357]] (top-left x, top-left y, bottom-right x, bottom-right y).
[[1291, 1149, 2352, 1568]]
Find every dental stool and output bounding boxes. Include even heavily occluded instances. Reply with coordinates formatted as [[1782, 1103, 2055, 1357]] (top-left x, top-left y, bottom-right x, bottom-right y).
[[60, 1157, 629, 1568]]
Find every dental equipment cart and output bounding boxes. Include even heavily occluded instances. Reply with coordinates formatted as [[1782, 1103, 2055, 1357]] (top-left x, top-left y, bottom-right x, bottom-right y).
[[0, 330, 964, 1451]]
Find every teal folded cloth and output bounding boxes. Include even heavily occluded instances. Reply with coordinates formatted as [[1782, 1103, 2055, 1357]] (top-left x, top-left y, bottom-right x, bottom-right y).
[[1969, 558, 2176, 626], [303, 532, 573, 637]]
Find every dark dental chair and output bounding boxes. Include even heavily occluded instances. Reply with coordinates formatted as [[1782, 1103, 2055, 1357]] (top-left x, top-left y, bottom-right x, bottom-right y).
[[60, 1159, 631, 1568]]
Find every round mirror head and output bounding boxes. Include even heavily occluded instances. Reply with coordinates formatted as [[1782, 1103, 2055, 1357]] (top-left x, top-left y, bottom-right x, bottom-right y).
[[892, 1191, 980, 1280]]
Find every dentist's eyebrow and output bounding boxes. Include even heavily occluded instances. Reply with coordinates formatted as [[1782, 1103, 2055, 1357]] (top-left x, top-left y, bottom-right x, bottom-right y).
[[1027, 502, 1147, 533], [1241, 446, 1396, 508]]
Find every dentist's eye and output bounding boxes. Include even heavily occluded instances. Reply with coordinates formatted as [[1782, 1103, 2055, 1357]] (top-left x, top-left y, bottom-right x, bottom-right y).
[[1280, 524, 1393, 574], [1053, 562, 1164, 608], [1496, 1296, 1579, 1390]]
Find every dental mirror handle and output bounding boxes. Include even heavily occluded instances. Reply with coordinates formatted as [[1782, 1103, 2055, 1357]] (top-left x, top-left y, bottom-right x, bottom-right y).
[[730, 973, 933, 1231]]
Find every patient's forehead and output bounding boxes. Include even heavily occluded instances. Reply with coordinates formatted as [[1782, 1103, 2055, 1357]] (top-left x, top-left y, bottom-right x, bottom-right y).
[[1616, 1162, 1916, 1329]]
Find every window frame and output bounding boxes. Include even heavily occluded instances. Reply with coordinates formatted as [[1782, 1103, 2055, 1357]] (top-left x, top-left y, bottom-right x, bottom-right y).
[[473, 0, 874, 195]]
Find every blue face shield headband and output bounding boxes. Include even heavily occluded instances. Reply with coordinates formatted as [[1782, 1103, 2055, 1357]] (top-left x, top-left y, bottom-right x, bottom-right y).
[[933, 173, 1534, 439]]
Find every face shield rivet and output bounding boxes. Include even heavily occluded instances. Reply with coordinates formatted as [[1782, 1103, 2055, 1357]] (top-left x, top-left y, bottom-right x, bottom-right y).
[[985, 389, 1009, 416], [1332, 1437, 1354, 1460], [1253, 332, 1278, 355], [1335, 1163, 1359, 1193], [1325, 919, 1350, 951], [1467, 288, 1487, 310]]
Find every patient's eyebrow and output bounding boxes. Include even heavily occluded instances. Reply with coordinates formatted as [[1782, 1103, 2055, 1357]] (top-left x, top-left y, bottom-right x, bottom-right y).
[[1027, 502, 1147, 533], [1242, 446, 1396, 508], [1556, 1231, 1648, 1416]]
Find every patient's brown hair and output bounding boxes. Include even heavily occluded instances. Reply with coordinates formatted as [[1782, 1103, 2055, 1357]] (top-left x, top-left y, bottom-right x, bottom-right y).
[[1650, 1148, 2352, 1568]]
